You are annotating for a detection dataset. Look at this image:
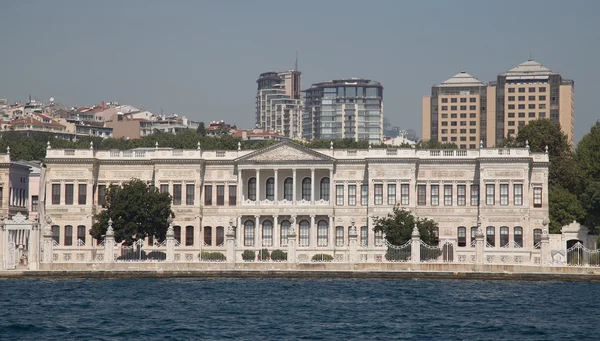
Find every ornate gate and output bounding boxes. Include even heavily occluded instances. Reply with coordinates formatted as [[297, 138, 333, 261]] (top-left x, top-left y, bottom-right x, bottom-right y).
[[1, 213, 39, 270]]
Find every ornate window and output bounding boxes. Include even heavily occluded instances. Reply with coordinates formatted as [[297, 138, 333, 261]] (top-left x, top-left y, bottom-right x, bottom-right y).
[[216, 226, 224, 246], [284, 178, 293, 201], [374, 184, 383, 205], [52, 184, 60, 205], [514, 226, 523, 247], [216, 185, 224, 205], [417, 185, 426, 205], [186, 184, 195, 205], [401, 184, 409, 205], [244, 220, 254, 247], [348, 185, 356, 206], [500, 184, 509, 206], [320, 177, 330, 201], [302, 178, 311, 201], [514, 184, 523, 205], [457, 226, 466, 247], [299, 220, 309, 246], [457, 185, 466, 206], [174, 226, 181, 244], [76, 225, 86, 245], [486, 226, 495, 247], [336, 185, 344, 206], [280, 220, 290, 246], [444, 185, 452, 206], [533, 228, 542, 248], [500, 226, 509, 247], [431, 185, 439, 206], [247, 178, 256, 201], [204, 185, 212, 205], [470, 185, 479, 206], [204, 226, 212, 246], [51, 225, 60, 245], [533, 187, 542, 208], [262, 220, 273, 247], [317, 220, 328, 246], [266, 177, 275, 201], [336, 226, 344, 246], [486, 184, 495, 205], [173, 184, 182, 205], [186, 226, 194, 246], [360, 226, 368, 247], [64, 225, 73, 246]]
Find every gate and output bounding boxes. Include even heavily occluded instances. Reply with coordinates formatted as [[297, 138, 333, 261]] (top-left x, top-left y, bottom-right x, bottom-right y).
[[566, 242, 600, 266], [2, 213, 36, 270]]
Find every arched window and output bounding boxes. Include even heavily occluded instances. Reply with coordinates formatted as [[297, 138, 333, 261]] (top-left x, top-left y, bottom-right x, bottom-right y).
[[204, 226, 212, 246], [185, 226, 194, 246], [174, 225, 181, 244], [486, 226, 495, 247], [514, 226, 523, 247], [470, 227, 477, 247], [262, 220, 273, 246], [247, 177, 256, 201], [457, 226, 466, 247], [280, 220, 290, 246], [76, 225, 86, 246], [317, 220, 328, 246], [51, 225, 60, 245], [216, 226, 225, 246], [64, 225, 73, 246], [533, 228, 542, 249], [500, 226, 509, 247], [302, 178, 311, 201], [299, 220, 309, 246], [266, 177, 275, 201], [284, 178, 293, 201], [244, 220, 255, 247], [320, 177, 330, 201]]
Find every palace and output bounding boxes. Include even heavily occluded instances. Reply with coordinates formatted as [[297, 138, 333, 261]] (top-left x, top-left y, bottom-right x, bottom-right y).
[[38, 140, 550, 262]]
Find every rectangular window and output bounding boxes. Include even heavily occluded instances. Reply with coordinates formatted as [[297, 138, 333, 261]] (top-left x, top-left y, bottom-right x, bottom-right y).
[[348, 184, 356, 206], [518, 87, 525, 93], [64, 225, 73, 246], [460, 98, 467, 103], [51, 225, 60, 245], [336, 185, 344, 206], [204, 185, 212, 205], [486, 184, 495, 205], [417, 185, 426, 205], [533, 187, 542, 208], [173, 184, 182, 205], [186, 226, 194, 246], [336, 226, 344, 247], [186, 184, 195, 205], [401, 184, 409, 205], [375, 230, 383, 246], [98, 185, 106, 206], [216, 185, 225, 205], [431, 185, 439, 206], [65, 184, 74, 205], [458, 227, 466, 247], [160, 184, 169, 193], [500, 226, 509, 247], [361, 185, 368, 206], [508, 88, 515, 93], [514, 184, 523, 205], [388, 184, 396, 205], [31, 195, 39, 212], [52, 184, 61, 205], [78, 184, 87, 205], [360, 226, 368, 247], [486, 226, 495, 247], [500, 184, 509, 205], [77, 225, 86, 244], [229, 185, 237, 206], [457, 185, 466, 206], [374, 184, 383, 205], [508, 96, 515, 101], [471, 185, 479, 206], [444, 185, 452, 206]]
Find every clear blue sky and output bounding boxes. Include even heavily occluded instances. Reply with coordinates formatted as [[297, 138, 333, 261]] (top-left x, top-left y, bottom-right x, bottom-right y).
[[1, 0, 598, 142]]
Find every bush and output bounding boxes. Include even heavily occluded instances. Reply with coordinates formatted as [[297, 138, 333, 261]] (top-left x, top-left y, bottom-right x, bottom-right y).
[[312, 254, 334, 262], [242, 250, 256, 261], [199, 251, 226, 261], [271, 249, 287, 261], [258, 248, 270, 261]]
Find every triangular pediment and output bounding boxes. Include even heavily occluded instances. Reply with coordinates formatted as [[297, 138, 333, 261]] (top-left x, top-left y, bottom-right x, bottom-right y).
[[237, 141, 333, 163]]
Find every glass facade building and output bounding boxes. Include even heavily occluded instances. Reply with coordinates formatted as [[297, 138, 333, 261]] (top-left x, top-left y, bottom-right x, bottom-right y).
[[255, 71, 303, 138], [303, 78, 384, 144]]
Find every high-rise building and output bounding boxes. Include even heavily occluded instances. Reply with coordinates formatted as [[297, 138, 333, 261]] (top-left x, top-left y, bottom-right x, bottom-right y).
[[255, 71, 303, 139], [422, 71, 490, 149], [422, 60, 575, 148], [303, 78, 383, 144]]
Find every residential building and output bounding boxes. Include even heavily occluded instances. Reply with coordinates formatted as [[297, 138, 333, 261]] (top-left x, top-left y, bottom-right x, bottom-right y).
[[303, 78, 384, 144], [255, 71, 303, 139]]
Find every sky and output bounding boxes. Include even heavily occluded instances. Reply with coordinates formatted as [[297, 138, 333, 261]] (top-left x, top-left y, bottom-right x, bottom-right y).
[[1, 0, 599, 142]]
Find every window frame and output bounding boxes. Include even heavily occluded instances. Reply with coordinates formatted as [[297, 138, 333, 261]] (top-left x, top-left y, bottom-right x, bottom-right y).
[[486, 184, 495, 205], [348, 184, 356, 206], [374, 184, 383, 205], [417, 184, 426, 205], [431, 184, 439, 206], [320, 177, 330, 201], [387, 183, 396, 205], [204, 185, 212, 206]]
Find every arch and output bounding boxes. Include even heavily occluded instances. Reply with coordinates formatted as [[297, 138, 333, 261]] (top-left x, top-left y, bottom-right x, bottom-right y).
[[266, 177, 275, 201], [457, 226, 467, 247], [514, 226, 523, 247], [64, 225, 73, 246], [317, 220, 328, 246], [533, 228, 542, 249], [299, 220, 310, 246], [203, 226, 212, 246], [500, 226, 509, 247], [247, 177, 257, 201], [320, 177, 330, 201], [486, 226, 495, 247], [566, 239, 584, 265], [185, 226, 194, 246], [174, 225, 181, 244], [244, 220, 255, 247], [76, 225, 86, 245], [262, 220, 273, 247], [284, 178, 293, 201], [470, 226, 477, 247], [216, 226, 225, 246], [280, 220, 290, 246], [302, 177, 311, 201]]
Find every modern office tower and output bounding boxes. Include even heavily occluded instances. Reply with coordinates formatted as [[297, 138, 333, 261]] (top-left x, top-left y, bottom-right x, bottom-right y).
[[422, 71, 490, 149], [422, 59, 575, 148], [492, 59, 575, 147], [255, 71, 303, 138], [303, 78, 384, 144]]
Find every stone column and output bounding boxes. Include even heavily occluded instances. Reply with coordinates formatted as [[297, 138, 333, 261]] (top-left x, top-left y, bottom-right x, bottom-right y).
[[237, 169, 243, 202], [166, 217, 175, 262], [274, 169, 279, 204], [255, 169, 261, 204], [273, 215, 279, 248], [475, 220, 485, 265], [104, 219, 115, 263], [311, 168, 315, 203], [237, 216, 242, 247], [292, 168, 297, 204], [310, 215, 316, 247], [328, 215, 334, 247], [411, 223, 421, 263], [255, 215, 260, 248], [540, 219, 550, 266], [29, 220, 40, 270], [287, 217, 297, 264], [329, 168, 334, 204], [226, 219, 236, 263], [348, 220, 358, 264]]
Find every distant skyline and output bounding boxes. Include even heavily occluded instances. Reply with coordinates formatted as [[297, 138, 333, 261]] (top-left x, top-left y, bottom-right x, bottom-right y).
[[1, 0, 599, 142]]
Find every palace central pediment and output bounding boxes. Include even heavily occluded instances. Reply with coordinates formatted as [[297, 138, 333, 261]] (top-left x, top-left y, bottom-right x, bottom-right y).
[[236, 141, 333, 163]]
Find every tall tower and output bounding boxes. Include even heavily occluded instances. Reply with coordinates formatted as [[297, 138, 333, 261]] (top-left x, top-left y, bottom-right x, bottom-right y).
[[255, 70, 303, 138]]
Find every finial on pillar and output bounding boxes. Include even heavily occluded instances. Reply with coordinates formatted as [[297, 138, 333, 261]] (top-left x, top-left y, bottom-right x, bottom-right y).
[[89, 141, 94, 150], [238, 142, 241, 151], [525, 140, 530, 149], [155, 141, 159, 150], [412, 219, 420, 237], [479, 140, 483, 149], [107, 218, 114, 235], [6, 146, 9, 155], [330, 141, 334, 150], [47, 141, 51, 150], [369, 143, 372, 150], [197, 141, 201, 150], [544, 145, 548, 154]]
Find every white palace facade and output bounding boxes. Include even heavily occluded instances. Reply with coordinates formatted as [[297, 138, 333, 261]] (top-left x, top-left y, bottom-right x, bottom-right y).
[[37, 141, 550, 263]]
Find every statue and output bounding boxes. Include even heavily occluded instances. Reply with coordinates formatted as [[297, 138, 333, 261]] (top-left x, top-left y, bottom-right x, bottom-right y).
[[349, 218, 357, 235], [228, 219, 235, 234]]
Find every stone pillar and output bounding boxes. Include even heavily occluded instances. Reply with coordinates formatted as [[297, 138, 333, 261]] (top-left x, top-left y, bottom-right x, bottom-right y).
[[104, 219, 115, 263], [411, 223, 421, 263], [29, 220, 40, 270], [166, 217, 175, 262], [237, 216, 242, 247], [310, 215, 316, 247], [292, 168, 297, 204], [237, 169, 243, 202], [475, 221, 485, 265], [540, 219, 550, 266], [226, 220, 236, 263], [255, 215, 260, 247], [328, 215, 334, 247], [348, 220, 358, 263], [273, 215, 279, 248], [274, 169, 279, 204], [310, 168, 315, 203], [287, 217, 297, 264], [255, 169, 261, 204], [329, 168, 334, 203]]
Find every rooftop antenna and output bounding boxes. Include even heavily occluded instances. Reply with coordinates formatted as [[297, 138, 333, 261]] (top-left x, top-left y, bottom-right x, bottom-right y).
[[529, 52, 533, 61], [295, 50, 298, 71]]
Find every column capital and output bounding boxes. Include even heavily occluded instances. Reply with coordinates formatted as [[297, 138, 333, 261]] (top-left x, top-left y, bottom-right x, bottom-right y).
[[273, 215, 279, 219], [254, 215, 260, 219], [310, 214, 315, 218]]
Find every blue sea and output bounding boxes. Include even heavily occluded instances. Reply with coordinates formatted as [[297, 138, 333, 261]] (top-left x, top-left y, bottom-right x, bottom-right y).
[[0, 277, 598, 340]]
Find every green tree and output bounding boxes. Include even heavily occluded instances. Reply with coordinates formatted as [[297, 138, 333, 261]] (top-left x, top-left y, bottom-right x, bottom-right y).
[[196, 122, 206, 136], [577, 181, 600, 234], [548, 186, 585, 234], [373, 206, 439, 246], [90, 179, 174, 244]]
